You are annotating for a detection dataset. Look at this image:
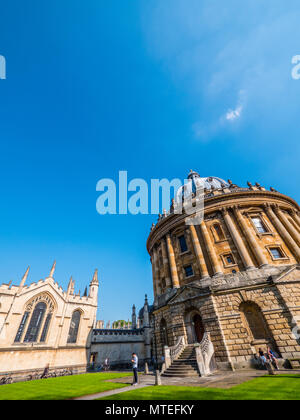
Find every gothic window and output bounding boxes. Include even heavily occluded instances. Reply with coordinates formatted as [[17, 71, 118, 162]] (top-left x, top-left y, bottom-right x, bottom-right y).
[[184, 265, 194, 278], [14, 312, 30, 343], [67, 310, 81, 344], [240, 302, 270, 341], [24, 302, 47, 343], [212, 223, 225, 242], [40, 313, 52, 342], [178, 235, 188, 253], [251, 216, 268, 234]]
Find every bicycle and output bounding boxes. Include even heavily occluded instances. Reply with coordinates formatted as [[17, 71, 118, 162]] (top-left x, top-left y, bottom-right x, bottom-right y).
[[0, 375, 13, 385]]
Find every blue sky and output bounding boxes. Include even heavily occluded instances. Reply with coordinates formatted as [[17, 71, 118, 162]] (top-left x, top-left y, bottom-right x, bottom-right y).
[[0, 0, 300, 322]]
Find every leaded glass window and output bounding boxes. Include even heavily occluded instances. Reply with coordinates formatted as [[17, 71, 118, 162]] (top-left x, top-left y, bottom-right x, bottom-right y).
[[24, 302, 47, 343], [14, 312, 30, 343], [40, 313, 52, 342], [67, 310, 81, 343]]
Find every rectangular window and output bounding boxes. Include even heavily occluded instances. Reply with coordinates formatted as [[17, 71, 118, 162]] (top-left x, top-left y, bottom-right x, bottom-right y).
[[184, 265, 194, 278], [178, 235, 188, 253], [225, 254, 234, 264], [222, 253, 235, 266], [270, 247, 284, 259], [251, 217, 268, 233]]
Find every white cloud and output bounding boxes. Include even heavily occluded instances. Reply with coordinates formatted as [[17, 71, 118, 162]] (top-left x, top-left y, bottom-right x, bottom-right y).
[[225, 105, 242, 121]]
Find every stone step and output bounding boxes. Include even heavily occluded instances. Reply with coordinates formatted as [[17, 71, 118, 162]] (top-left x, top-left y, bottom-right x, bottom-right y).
[[162, 371, 199, 377], [166, 365, 198, 370], [172, 360, 197, 366], [163, 366, 198, 373]]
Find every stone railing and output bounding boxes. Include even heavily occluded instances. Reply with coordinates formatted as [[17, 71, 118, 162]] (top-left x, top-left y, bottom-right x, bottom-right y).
[[164, 336, 186, 370], [195, 332, 216, 377]]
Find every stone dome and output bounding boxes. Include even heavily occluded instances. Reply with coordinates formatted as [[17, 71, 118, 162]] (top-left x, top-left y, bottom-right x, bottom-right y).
[[175, 170, 229, 202]]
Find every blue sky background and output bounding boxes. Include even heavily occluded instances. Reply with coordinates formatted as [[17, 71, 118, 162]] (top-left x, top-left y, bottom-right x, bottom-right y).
[[0, 0, 300, 322]]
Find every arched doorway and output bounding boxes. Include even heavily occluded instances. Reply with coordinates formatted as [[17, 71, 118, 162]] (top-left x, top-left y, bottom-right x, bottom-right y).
[[184, 309, 205, 344], [192, 314, 205, 343]]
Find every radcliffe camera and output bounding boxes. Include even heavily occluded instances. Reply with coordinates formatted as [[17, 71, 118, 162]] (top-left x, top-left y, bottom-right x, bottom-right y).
[[0, 0, 300, 409]]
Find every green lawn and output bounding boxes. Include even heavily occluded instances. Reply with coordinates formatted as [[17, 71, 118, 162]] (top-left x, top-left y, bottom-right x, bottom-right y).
[[101, 374, 300, 400], [0, 372, 131, 400]]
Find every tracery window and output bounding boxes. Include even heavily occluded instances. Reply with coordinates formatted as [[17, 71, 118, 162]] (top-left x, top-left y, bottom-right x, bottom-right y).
[[14, 294, 55, 344], [67, 310, 81, 344], [24, 302, 47, 343], [14, 312, 30, 343]]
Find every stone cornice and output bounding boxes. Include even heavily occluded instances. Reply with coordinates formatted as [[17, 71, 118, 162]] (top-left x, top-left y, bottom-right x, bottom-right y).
[[147, 189, 300, 253]]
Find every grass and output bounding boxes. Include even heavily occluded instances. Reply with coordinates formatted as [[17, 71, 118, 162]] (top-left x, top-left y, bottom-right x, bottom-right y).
[[0, 372, 131, 400], [101, 374, 300, 400]]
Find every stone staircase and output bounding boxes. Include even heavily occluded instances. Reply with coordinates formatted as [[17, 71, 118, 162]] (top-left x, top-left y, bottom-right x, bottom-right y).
[[162, 345, 200, 378]]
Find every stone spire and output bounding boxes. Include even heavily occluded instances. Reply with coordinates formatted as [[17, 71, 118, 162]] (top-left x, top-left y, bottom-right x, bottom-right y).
[[143, 294, 149, 327], [90, 269, 99, 286], [132, 304, 137, 329], [89, 269, 99, 301], [49, 261, 56, 278], [67, 276, 75, 295], [18, 266, 30, 293]]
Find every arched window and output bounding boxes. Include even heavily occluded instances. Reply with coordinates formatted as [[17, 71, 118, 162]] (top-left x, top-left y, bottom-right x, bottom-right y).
[[160, 318, 169, 347], [67, 310, 81, 343], [212, 223, 225, 242], [24, 302, 47, 343], [240, 302, 270, 341]]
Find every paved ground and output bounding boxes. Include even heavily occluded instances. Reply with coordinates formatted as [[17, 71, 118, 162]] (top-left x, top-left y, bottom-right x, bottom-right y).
[[73, 368, 300, 400]]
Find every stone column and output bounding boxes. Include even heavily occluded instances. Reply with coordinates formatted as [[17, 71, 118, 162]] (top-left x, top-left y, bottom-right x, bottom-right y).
[[152, 249, 161, 296], [274, 207, 300, 246], [233, 206, 268, 267], [189, 225, 209, 279], [291, 210, 300, 229], [199, 220, 223, 276], [264, 205, 300, 262], [166, 234, 180, 288], [161, 238, 172, 288], [222, 208, 255, 270]]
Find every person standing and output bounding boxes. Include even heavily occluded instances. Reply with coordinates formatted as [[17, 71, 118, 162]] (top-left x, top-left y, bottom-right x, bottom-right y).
[[131, 353, 138, 385]]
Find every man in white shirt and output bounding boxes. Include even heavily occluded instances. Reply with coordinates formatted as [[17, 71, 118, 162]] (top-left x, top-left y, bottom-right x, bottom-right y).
[[131, 353, 138, 385]]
